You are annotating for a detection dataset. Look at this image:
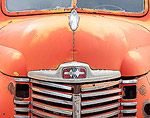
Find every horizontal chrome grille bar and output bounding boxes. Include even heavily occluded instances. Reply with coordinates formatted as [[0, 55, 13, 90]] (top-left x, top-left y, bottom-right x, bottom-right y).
[[14, 108, 30, 112], [82, 88, 122, 98], [31, 102, 72, 116], [90, 110, 120, 118], [119, 117, 137, 118], [81, 103, 120, 114], [14, 115, 33, 118], [15, 78, 30, 82], [14, 100, 30, 105], [81, 80, 120, 92], [122, 80, 138, 84], [121, 109, 137, 113], [31, 109, 60, 118], [32, 94, 72, 105], [31, 87, 72, 99], [121, 102, 137, 106], [31, 79, 72, 91], [82, 95, 122, 106]]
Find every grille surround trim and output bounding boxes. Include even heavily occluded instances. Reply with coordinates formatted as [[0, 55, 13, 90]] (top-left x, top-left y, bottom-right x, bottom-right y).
[[28, 61, 121, 84]]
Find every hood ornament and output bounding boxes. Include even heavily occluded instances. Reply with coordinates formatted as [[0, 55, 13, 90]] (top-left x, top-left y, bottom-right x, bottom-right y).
[[69, 9, 79, 31]]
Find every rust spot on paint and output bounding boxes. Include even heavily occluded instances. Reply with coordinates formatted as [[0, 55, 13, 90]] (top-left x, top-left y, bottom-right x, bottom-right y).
[[8, 82, 15, 95], [138, 85, 146, 96]]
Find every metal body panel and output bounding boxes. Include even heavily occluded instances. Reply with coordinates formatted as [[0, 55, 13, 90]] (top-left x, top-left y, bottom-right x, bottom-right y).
[[0, 0, 150, 118]]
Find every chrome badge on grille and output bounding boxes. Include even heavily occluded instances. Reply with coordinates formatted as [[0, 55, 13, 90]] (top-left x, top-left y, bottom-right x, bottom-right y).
[[63, 67, 86, 79]]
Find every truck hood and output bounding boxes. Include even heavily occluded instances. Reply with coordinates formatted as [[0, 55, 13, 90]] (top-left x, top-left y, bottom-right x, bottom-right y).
[[0, 14, 150, 76]]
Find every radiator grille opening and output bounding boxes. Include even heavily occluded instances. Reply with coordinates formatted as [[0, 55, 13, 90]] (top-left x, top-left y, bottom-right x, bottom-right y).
[[16, 111, 28, 115], [123, 85, 137, 99], [16, 84, 29, 98], [123, 106, 136, 109], [123, 113, 136, 116], [15, 104, 29, 108]]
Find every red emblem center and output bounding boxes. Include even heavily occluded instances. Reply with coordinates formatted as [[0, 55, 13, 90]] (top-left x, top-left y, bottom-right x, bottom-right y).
[[63, 67, 86, 79]]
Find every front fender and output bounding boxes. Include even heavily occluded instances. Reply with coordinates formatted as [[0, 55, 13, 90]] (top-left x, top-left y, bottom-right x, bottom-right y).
[[121, 46, 150, 76], [0, 45, 27, 76]]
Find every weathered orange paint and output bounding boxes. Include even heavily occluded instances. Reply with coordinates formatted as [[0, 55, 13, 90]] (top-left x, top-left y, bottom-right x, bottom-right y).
[[0, 15, 73, 76], [0, 73, 15, 117], [74, 15, 150, 76], [0, 0, 150, 118], [0, 45, 27, 76]]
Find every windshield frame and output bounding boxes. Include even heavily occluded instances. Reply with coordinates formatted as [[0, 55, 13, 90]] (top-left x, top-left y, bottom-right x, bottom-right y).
[[2, 0, 75, 16], [2, 0, 149, 17], [75, 0, 148, 17]]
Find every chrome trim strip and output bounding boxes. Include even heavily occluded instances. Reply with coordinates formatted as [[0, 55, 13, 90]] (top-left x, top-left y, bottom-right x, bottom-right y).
[[15, 78, 30, 82], [14, 108, 30, 112], [122, 80, 138, 84], [28, 75, 121, 83], [32, 94, 72, 105], [81, 80, 121, 92], [121, 109, 137, 113], [14, 115, 33, 118], [31, 109, 59, 118], [82, 95, 122, 106], [31, 87, 72, 99], [119, 117, 137, 118], [121, 102, 137, 106], [31, 102, 72, 116], [31, 79, 72, 91], [14, 100, 30, 105], [82, 88, 122, 98], [28, 62, 121, 84], [81, 103, 120, 114], [91, 110, 120, 118], [73, 94, 81, 118]]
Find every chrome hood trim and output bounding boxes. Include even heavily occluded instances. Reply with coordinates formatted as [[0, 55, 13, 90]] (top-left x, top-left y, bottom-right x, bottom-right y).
[[28, 61, 121, 83]]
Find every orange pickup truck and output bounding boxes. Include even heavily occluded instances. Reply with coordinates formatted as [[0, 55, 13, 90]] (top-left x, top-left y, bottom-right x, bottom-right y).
[[0, 0, 150, 118]]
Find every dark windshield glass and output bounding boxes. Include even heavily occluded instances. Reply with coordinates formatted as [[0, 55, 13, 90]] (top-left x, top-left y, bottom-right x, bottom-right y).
[[6, 0, 72, 12], [77, 0, 145, 13]]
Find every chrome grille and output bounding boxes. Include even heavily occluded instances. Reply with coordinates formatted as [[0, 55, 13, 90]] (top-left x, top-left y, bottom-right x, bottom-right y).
[[81, 80, 121, 118], [29, 78, 123, 118], [14, 62, 138, 118], [31, 79, 73, 117]]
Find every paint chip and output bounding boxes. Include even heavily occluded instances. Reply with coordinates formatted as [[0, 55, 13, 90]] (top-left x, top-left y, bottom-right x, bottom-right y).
[[14, 72, 19, 76]]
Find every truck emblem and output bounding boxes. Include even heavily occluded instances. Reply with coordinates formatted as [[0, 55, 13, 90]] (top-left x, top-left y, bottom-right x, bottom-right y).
[[69, 9, 79, 31], [63, 67, 86, 79]]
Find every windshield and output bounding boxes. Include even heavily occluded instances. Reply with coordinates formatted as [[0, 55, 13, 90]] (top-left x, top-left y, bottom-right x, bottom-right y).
[[6, 0, 72, 12], [77, 0, 145, 13]]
